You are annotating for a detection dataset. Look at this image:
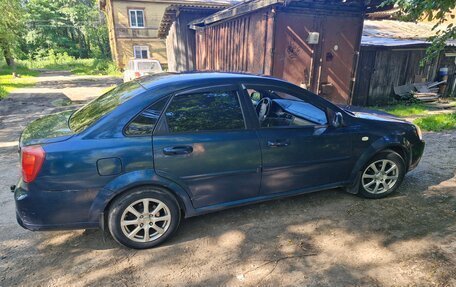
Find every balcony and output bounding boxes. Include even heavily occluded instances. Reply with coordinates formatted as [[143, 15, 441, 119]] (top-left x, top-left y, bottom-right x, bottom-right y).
[[116, 27, 159, 39]]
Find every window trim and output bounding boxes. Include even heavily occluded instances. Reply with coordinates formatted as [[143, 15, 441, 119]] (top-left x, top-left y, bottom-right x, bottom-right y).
[[133, 45, 149, 59], [241, 83, 330, 129], [123, 96, 170, 137], [155, 85, 248, 135], [128, 8, 145, 28]]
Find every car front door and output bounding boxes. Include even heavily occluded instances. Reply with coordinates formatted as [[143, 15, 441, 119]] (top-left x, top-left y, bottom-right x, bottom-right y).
[[242, 84, 354, 195], [153, 85, 262, 209]]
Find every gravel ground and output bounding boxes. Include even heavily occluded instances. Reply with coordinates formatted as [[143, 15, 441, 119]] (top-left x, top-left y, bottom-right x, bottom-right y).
[[0, 71, 455, 287]]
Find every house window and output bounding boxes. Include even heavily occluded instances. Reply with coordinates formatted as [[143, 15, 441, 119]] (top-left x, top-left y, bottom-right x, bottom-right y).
[[133, 46, 149, 59], [129, 9, 145, 28]]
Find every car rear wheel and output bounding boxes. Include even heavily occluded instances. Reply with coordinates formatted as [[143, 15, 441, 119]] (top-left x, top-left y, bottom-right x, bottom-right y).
[[359, 151, 405, 199], [108, 187, 181, 249]]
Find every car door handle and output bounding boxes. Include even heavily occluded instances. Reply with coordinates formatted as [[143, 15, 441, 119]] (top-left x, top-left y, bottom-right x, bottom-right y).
[[163, 146, 193, 155], [267, 140, 290, 148]]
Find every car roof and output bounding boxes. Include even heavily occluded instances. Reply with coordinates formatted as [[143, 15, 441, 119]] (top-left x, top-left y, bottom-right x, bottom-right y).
[[136, 72, 286, 91]]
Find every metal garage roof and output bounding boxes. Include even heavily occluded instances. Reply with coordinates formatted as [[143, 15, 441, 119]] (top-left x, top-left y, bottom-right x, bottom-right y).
[[361, 20, 456, 47]]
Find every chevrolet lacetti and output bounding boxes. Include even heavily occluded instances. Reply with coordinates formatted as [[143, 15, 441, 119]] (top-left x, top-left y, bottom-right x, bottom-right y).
[[13, 73, 425, 249]]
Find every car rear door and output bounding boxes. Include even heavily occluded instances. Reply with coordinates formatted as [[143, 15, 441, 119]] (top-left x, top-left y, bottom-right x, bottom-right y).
[[152, 84, 262, 209], [242, 84, 354, 195]]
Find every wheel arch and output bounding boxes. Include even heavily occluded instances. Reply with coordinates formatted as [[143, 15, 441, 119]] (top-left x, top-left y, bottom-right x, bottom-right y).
[[349, 137, 410, 185], [104, 183, 186, 220], [385, 145, 408, 167], [345, 142, 409, 195], [88, 170, 196, 227]]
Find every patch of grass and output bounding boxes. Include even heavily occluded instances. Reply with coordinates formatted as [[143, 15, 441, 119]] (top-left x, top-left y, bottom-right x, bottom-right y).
[[414, 113, 456, 132], [377, 103, 429, 117], [447, 100, 456, 107], [0, 65, 38, 99], [18, 52, 121, 76], [70, 59, 120, 76]]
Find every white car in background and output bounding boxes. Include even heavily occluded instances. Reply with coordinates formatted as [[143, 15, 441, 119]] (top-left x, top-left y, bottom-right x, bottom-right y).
[[123, 59, 163, 82]]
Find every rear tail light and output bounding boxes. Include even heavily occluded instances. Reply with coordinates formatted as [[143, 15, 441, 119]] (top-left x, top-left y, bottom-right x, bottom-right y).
[[21, 145, 45, 183], [135, 72, 141, 78]]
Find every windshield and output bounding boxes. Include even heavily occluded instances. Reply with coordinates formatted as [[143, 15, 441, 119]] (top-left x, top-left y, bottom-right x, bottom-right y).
[[69, 81, 144, 133], [273, 99, 328, 125]]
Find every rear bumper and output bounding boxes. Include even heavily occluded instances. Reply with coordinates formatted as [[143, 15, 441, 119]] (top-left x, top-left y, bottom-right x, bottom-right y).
[[16, 212, 97, 231], [14, 182, 98, 231]]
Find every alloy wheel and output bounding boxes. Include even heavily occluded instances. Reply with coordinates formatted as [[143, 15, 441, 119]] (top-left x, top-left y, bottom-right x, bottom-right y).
[[120, 198, 171, 243], [361, 159, 399, 194]]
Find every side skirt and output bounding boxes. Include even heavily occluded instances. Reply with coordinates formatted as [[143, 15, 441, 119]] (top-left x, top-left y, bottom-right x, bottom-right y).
[[191, 181, 349, 217]]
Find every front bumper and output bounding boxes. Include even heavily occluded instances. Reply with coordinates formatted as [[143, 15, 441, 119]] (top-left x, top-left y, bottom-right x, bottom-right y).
[[408, 140, 425, 171]]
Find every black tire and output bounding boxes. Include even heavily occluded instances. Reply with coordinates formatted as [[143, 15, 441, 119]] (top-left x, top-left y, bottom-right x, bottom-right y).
[[358, 150, 406, 199], [108, 187, 181, 249]]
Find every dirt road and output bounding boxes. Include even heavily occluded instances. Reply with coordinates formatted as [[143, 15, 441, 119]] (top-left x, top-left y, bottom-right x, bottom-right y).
[[0, 71, 455, 286]]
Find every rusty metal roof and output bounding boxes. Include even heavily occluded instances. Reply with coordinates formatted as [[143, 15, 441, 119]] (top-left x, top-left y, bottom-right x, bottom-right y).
[[158, 1, 237, 38], [362, 20, 456, 47]]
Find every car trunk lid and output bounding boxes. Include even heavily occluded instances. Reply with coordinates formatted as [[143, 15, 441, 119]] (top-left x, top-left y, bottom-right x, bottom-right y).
[[20, 110, 75, 147]]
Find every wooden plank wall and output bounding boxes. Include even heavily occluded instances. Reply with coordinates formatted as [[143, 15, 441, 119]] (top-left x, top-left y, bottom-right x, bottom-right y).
[[438, 47, 456, 97], [353, 47, 442, 106], [166, 11, 214, 72], [195, 7, 273, 75], [166, 22, 178, 71]]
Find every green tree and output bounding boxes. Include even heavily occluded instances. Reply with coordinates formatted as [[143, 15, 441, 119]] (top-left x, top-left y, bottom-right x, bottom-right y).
[[25, 0, 110, 59], [0, 0, 25, 68], [388, 0, 456, 61]]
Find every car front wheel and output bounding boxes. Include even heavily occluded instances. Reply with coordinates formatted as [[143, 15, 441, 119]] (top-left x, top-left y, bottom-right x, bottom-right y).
[[359, 151, 405, 199], [108, 187, 181, 249]]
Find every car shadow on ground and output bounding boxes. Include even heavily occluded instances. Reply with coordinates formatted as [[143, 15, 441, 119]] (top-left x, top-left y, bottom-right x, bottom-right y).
[[2, 171, 455, 286]]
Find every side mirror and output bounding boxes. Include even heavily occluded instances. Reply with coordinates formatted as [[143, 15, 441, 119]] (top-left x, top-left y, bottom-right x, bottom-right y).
[[333, 112, 344, 128]]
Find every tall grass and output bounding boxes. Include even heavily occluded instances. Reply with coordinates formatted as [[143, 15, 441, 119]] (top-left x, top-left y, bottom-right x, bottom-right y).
[[18, 50, 120, 76]]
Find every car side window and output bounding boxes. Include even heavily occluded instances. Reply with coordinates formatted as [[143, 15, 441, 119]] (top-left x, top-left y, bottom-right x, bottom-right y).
[[124, 97, 168, 136], [164, 91, 245, 133], [246, 87, 328, 128]]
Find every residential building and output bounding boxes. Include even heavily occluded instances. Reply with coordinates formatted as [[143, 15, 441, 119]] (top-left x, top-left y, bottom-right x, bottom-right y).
[[99, 0, 234, 69]]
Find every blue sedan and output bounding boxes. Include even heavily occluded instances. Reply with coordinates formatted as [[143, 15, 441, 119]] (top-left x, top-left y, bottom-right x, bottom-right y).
[[13, 73, 425, 249]]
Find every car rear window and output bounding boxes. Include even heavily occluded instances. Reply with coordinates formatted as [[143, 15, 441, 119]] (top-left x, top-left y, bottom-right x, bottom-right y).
[[137, 61, 161, 72], [69, 81, 143, 133]]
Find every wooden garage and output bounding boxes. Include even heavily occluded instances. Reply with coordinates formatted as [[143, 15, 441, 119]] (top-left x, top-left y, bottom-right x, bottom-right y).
[[158, 2, 233, 72], [352, 20, 456, 106], [190, 0, 366, 104]]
